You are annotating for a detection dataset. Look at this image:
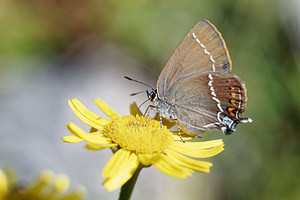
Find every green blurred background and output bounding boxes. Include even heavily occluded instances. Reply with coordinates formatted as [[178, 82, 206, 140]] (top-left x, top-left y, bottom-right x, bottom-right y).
[[0, 0, 299, 199]]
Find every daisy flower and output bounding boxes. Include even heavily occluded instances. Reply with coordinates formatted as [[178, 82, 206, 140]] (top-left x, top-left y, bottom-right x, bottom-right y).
[[0, 168, 85, 200], [63, 98, 224, 196]]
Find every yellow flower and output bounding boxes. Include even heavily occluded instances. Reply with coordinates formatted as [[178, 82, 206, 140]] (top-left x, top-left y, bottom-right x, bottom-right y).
[[0, 169, 85, 200], [0, 170, 8, 200], [63, 99, 224, 192]]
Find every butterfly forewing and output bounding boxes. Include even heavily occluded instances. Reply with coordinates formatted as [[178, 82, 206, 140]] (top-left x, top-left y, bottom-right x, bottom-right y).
[[157, 19, 232, 99]]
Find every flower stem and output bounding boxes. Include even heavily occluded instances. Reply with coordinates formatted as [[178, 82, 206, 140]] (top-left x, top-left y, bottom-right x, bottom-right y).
[[118, 165, 143, 200]]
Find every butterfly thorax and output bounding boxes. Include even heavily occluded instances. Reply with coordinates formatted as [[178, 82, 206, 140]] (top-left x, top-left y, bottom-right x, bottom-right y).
[[147, 90, 177, 120], [154, 98, 177, 120]]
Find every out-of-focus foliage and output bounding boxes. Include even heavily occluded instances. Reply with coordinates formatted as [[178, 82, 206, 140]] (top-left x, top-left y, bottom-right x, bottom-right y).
[[0, 0, 299, 199], [0, 0, 107, 60]]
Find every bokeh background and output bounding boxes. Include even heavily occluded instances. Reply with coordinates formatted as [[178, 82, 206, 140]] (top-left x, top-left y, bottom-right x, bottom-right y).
[[1, 0, 300, 199]]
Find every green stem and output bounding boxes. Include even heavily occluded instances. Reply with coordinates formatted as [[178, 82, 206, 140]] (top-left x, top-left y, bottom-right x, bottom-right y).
[[118, 165, 143, 200]]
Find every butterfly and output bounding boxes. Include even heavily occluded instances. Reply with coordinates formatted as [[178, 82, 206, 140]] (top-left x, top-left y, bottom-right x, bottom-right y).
[[126, 19, 252, 137]]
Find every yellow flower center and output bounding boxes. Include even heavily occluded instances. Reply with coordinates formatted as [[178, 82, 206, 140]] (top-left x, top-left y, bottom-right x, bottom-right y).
[[103, 115, 174, 154]]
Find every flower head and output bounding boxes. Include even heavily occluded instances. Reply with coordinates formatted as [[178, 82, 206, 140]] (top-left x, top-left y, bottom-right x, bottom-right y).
[[63, 99, 224, 191], [0, 169, 85, 200]]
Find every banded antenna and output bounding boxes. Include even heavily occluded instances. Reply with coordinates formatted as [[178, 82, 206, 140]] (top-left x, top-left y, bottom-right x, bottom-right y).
[[124, 76, 155, 96]]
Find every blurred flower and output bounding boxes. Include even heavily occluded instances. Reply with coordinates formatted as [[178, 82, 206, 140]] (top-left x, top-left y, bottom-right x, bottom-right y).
[[0, 169, 85, 200], [63, 99, 224, 192]]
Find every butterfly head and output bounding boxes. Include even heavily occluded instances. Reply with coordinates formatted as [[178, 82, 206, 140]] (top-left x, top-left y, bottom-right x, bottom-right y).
[[146, 89, 158, 102], [124, 76, 159, 105]]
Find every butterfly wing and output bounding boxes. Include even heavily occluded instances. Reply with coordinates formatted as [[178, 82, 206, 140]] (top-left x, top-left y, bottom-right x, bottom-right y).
[[156, 19, 249, 136], [157, 19, 232, 99], [172, 72, 248, 136]]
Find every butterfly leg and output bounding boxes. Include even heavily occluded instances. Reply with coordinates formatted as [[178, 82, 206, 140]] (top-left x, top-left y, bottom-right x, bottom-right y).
[[144, 105, 157, 126], [177, 121, 185, 143], [158, 110, 162, 129]]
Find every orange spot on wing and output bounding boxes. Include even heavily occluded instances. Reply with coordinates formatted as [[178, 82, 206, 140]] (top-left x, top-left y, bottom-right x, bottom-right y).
[[228, 107, 236, 116], [230, 99, 237, 106]]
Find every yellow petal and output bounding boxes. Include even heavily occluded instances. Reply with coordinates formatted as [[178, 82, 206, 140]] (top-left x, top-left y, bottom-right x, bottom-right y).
[[152, 153, 192, 179], [102, 149, 130, 178], [26, 170, 54, 194], [130, 102, 143, 116], [168, 139, 224, 158], [71, 99, 103, 121], [102, 149, 139, 191], [165, 149, 213, 173], [54, 174, 70, 192], [67, 123, 113, 145], [94, 99, 121, 119], [179, 139, 224, 148], [0, 169, 8, 196], [85, 143, 118, 150], [68, 99, 110, 130], [172, 135, 195, 141], [62, 135, 83, 143]]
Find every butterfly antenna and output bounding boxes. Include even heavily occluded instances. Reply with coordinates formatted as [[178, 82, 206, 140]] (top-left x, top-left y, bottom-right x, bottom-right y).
[[124, 76, 155, 91], [130, 90, 147, 96]]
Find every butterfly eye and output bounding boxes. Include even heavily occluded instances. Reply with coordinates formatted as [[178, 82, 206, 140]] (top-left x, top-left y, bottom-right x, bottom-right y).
[[151, 92, 156, 100], [146, 91, 156, 101]]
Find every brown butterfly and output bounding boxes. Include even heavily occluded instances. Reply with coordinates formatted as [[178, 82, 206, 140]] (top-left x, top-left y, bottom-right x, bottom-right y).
[[126, 19, 252, 137]]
